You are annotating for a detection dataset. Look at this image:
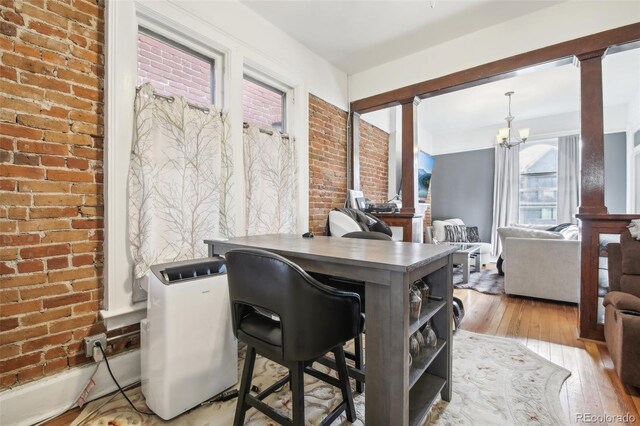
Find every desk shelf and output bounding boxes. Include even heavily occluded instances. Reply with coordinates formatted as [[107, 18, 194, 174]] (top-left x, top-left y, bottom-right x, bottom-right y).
[[409, 299, 446, 335], [409, 373, 447, 426], [406, 263, 452, 425], [409, 338, 446, 390]]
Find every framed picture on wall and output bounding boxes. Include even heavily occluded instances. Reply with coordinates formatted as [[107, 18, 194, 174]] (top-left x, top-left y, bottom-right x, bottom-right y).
[[418, 151, 435, 203]]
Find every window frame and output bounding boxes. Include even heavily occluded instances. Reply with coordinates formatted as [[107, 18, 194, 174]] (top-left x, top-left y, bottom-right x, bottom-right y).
[[518, 138, 559, 226], [137, 27, 217, 105]]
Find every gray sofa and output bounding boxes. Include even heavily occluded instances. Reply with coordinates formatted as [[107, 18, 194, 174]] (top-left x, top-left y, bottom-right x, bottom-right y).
[[498, 225, 580, 303]]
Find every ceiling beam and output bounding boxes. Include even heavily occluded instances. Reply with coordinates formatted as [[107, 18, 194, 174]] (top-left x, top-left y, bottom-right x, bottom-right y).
[[351, 23, 640, 114]]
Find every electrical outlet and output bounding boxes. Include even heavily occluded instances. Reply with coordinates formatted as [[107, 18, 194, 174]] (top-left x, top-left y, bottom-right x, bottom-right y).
[[84, 333, 107, 362]]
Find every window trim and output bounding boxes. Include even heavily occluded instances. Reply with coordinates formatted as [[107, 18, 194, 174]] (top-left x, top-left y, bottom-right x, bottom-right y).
[[138, 27, 217, 105]]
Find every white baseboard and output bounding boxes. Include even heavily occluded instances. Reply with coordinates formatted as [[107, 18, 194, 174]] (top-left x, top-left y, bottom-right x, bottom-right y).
[[0, 349, 141, 426]]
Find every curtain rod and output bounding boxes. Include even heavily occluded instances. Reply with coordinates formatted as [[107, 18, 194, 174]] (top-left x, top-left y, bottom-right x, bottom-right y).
[[243, 122, 290, 139], [135, 87, 214, 114]]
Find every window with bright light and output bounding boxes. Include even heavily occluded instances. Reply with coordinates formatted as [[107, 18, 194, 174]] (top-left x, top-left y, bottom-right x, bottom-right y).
[[519, 140, 558, 225], [242, 76, 286, 132]]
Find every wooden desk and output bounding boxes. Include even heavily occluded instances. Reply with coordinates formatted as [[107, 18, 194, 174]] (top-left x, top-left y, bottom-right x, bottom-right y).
[[205, 234, 455, 426]]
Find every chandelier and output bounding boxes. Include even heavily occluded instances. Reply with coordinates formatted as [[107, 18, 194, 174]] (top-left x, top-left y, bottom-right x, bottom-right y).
[[496, 91, 530, 149]]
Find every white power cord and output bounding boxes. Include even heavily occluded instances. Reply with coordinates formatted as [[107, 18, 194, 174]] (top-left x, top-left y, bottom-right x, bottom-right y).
[[31, 362, 102, 426]]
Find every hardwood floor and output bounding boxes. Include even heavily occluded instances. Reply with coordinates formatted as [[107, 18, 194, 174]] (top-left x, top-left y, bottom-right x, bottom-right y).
[[455, 288, 640, 426], [43, 288, 640, 425]]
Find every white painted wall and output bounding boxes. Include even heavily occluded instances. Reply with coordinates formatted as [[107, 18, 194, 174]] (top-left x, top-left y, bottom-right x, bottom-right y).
[[360, 109, 391, 133], [348, 1, 640, 102], [426, 104, 629, 156], [104, 0, 348, 328]]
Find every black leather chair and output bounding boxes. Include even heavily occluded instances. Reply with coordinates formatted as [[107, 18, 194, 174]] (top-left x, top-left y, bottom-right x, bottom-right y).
[[226, 248, 363, 426]]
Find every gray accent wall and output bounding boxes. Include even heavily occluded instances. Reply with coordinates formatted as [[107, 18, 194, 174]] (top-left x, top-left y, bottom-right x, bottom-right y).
[[431, 148, 495, 242], [604, 132, 627, 214]]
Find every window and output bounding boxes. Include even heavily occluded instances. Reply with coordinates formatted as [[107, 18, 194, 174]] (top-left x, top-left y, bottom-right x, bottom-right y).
[[137, 29, 215, 105], [242, 75, 286, 132], [519, 140, 558, 225]]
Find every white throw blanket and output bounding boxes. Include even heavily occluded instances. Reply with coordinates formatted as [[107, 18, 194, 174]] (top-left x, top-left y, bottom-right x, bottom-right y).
[[629, 219, 640, 240]]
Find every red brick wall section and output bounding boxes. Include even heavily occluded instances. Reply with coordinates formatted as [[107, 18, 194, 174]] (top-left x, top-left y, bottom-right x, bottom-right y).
[[308, 95, 348, 235], [137, 31, 212, 105], [308, 96, 391, 234], [0, 0, 137, 391], [359, 120, 389, 203], [243, 78, 283, 130]]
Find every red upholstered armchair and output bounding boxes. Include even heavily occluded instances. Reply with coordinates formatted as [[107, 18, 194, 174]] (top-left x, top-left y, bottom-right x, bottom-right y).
[[604, 229, 640, 388]]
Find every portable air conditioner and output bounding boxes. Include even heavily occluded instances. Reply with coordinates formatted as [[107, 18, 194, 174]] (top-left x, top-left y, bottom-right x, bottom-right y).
[[140, 257, 237, 420]]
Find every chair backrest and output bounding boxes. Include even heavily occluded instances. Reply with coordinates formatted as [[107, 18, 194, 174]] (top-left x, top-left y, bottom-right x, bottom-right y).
[[342, 231, 392, 241], [225, 248, 362, 361], [328, 210, 362, 237]]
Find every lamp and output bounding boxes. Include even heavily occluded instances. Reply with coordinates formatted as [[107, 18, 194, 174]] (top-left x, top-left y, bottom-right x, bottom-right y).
[[496, 91, 530, 149]]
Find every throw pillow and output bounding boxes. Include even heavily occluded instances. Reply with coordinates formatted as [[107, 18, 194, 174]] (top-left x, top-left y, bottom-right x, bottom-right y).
[[444, 225, 468, 242], [547, 223, 573, 232], [466, 226, 481, 243], [559, 225, 579, 240], [432, 218, 465, 242]]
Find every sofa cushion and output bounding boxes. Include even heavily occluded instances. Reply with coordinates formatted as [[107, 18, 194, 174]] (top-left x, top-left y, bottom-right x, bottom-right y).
[[498, 227, 563, 242], [620, 275, 640, 299], [433, 218, 465, 242], [621, 230, 640, 276]]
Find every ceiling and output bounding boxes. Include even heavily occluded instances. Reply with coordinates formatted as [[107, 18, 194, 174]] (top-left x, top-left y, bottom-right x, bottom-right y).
[[240, 0, 563, 74], [419, 47, 640, 135]]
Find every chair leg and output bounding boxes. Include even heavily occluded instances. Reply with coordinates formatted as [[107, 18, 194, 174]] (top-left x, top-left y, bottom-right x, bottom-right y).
[[234, 345, 256, 426], [354, 334, 364, 393], [290, 361, 306, 426], [333, 345, 356, 422]]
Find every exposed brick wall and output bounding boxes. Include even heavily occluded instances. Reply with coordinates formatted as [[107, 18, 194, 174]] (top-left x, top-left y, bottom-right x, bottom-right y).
[[137, 31, 211, 105], [308, 95, 391, 234], [243, 78, 283, 130], [359, 120, 389, 203], [308, 94, 347, 235], [0, 0, 136, 391]]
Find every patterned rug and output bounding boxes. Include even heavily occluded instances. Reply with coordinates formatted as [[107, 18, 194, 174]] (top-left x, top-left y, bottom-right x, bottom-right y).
[[453, 267, 504, 295], [71, 331, 569, 426]]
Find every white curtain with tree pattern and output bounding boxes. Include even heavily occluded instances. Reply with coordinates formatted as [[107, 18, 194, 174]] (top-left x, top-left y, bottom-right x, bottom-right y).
[[243, 124, 297, 235], [128, 83, 234, 287]]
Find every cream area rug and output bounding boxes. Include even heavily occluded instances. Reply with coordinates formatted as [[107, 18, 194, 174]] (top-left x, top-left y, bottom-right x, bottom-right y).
[[71, 331, 570, 426]]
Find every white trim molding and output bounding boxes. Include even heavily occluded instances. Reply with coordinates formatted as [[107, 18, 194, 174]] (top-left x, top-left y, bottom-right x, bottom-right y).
[[0, 350, 140, 426], [100, 302, 146, 330]]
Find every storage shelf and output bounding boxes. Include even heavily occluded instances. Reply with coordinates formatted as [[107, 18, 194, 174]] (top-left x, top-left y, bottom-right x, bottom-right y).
[[409, 373, 447, 426], [409, 299, 446, 336], [409, 339, 446, 390]]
